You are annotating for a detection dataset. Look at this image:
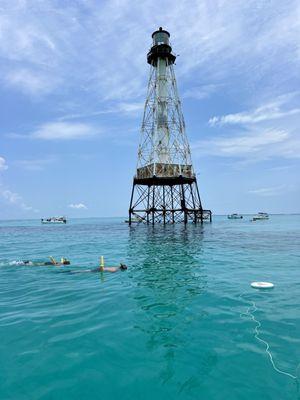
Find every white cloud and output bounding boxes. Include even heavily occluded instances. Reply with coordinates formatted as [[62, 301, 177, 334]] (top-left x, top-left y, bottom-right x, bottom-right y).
[[269, 165, 293, 172], [193, 129, 297, 158], [0, 0, 299, 102], [200, 93, 300, 162], [1, 189, 20, 204], [118, 102, 144, 114], [15, 157, 56, 171], [68, 203, 87, 209], [248, 185, 287, 197], [0, 187, 38, 212], [209, 99, 300, 126], [0, 157, 8, 171], [58, 101, 144, 121], [5, 68, 60, 95], [29, 122, 98, 140], [0, 156, 38, 213], [183, 84, 222, 100]]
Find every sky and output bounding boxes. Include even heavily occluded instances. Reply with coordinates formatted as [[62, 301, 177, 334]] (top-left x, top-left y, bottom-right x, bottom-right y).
[[0, 0, 299, 219]]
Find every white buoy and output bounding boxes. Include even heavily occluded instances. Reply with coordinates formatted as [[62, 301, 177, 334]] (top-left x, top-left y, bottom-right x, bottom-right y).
[[251, 281, 274, 289]]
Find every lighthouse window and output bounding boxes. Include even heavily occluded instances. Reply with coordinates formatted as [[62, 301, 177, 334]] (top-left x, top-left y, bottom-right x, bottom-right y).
[[154, 32, 169, 45]]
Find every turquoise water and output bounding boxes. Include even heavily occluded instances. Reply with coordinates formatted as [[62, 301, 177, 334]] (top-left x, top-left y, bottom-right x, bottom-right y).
[[0, 215, 299, 399]]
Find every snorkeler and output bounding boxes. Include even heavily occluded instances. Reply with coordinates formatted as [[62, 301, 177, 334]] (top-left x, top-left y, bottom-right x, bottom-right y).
[[98, 263, 127, 273], [97, 256, 127, 273], [81, 256, 127, 273], [62, 261, 128, 274], [48, 256, 70, 266], [76, 263, 128, 273], [20, 257, 70, 266]]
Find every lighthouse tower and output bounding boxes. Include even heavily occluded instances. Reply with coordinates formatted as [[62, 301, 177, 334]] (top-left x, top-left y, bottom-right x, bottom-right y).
[[128, 28, 211, 224]]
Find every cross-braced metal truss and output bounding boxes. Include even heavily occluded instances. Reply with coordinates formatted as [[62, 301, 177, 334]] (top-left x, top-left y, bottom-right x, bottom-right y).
[[129, 181, 212, 224], [137, 61, 193, 174]]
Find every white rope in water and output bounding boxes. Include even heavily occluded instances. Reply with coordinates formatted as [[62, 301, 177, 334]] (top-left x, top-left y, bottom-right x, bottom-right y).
[[240, 294, 299, 381]]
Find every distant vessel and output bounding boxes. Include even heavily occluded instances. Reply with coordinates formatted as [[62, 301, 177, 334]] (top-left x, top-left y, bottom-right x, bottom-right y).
[[228, 214, 243, 219], [41, 216, 67, 224], [252, 212, 269, 221], [124, 217, 142, 224]]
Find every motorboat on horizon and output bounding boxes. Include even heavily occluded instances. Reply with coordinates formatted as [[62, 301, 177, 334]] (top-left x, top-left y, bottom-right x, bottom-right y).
[[124, 216, 143, 223], [228, 213, 243, 219], [41, 216, 67, 224], [252, 212, 269, 221]]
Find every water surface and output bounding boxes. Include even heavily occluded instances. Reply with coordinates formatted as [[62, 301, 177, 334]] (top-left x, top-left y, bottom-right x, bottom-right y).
[[0, 216, 299, 399]]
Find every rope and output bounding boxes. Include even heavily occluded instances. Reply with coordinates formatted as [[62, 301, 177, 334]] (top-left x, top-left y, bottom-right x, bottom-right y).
[[239, 293, 299, 381]]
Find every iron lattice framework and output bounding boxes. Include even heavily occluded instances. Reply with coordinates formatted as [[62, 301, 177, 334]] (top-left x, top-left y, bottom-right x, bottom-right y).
[[129, 28, 211, 224]]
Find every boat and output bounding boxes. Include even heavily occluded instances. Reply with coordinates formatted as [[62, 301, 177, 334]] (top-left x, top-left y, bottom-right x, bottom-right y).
[[252, 212, 269, 221], [124, 217, 142, 223], [41, 216, 67, 224], [227, 213, 243, 219]]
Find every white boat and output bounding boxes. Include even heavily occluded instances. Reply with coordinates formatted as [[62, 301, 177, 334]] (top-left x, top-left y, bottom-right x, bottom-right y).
[[124, 217, 142, 223], [228, 213, 243, 219], [252, 212, 269, 221], [41, 216, 67, 224]]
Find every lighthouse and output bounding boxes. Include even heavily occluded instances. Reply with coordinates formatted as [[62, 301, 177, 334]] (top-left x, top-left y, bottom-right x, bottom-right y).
[[128, 28, 211, 224]]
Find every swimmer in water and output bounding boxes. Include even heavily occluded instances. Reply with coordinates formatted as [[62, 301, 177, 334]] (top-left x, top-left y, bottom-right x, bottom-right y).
[[48, 256, 70, 266], [98, 263, 127, 273], [20, 257, 70, 266], [63, 263, 128, 274], [97, 256, 127, 272]]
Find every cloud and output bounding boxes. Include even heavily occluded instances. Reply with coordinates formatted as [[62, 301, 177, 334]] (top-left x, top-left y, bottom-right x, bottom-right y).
[[68, 203, 87, 209], [192, 128, 300, 158], [183, 84, 222, 100], [118, 102, 144, 114], [209, 99, 300, 126], [5, 68, 60, 95], [0, 157, 8, 171], [12, 122, 99, 140], [200, 92, 300, 162], [0, 157, 38, 212], [1, 189, 20, 204], [15, 156, 57, 171], [58, 102, 144, 121], [0, 187, 38, 212], [0, 0, 299, 102], [248, 185, 288, 197], [269, 165, 293, 172]]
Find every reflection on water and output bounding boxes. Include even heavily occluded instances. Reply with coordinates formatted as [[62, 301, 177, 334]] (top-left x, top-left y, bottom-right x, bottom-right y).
[[127, 225, 211, 387]]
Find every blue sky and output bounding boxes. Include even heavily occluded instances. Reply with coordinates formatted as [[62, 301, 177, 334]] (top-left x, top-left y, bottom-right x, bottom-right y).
[[0, 0, 299, 219]]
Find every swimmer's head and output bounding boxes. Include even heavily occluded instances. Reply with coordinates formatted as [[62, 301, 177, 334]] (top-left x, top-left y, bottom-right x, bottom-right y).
[[120, 263, 127, 270], [61, 258, 70, 265]]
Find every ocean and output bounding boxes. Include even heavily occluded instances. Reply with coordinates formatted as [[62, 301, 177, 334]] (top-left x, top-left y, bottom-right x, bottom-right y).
[[0, 215, 299, 399]]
